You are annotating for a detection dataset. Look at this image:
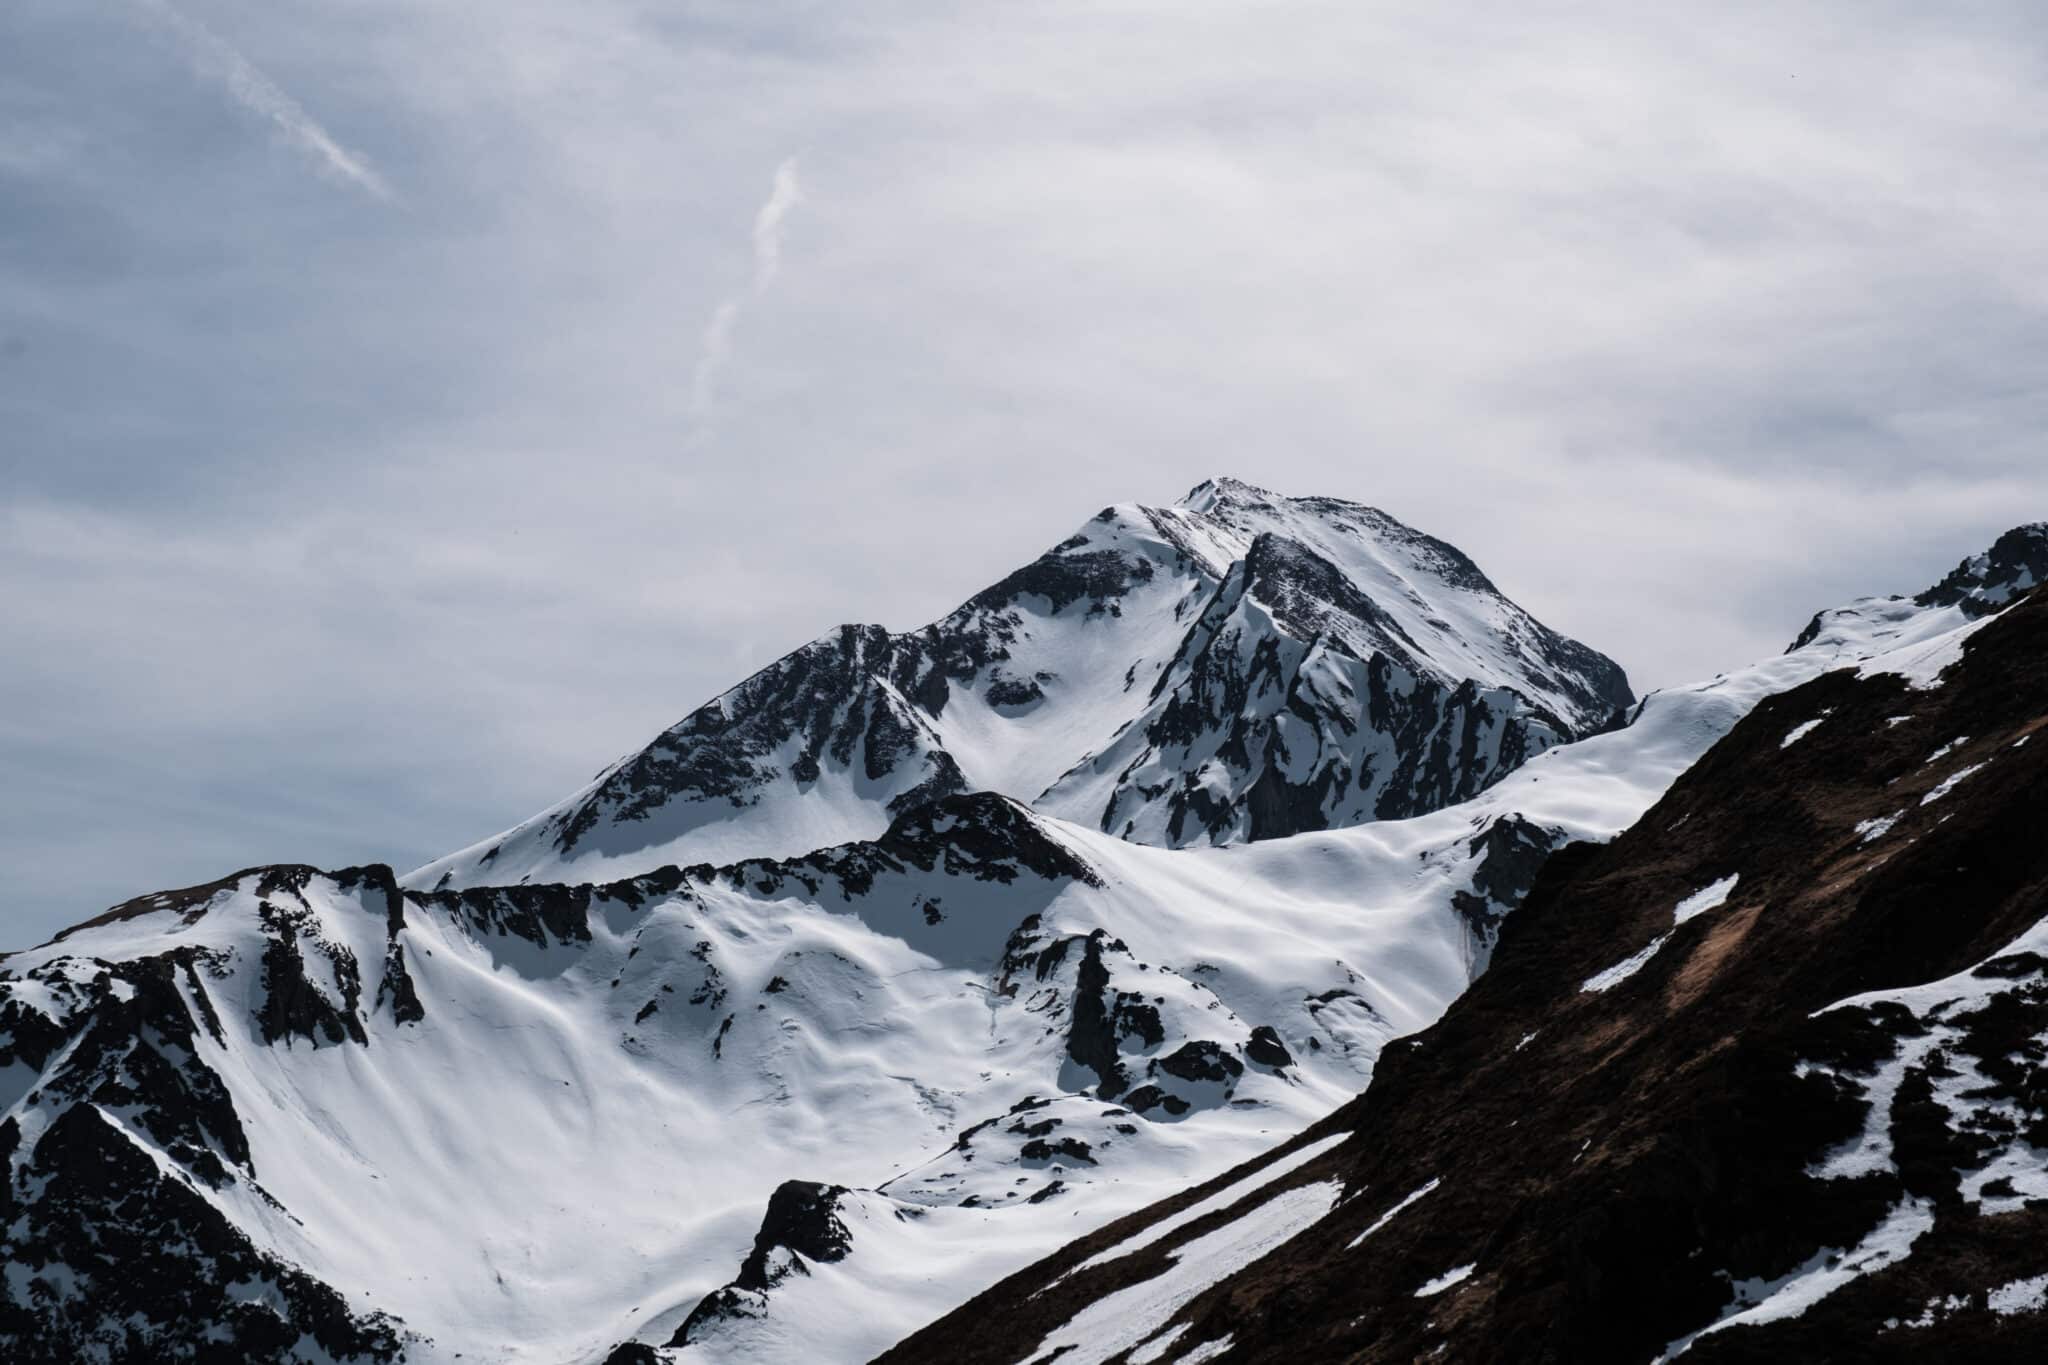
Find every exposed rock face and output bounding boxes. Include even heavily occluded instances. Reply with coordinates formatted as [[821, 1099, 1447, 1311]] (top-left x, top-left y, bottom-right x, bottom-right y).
[[1916, 522, 2048, 616], [0, 1103, 406, 1365], [672, 1181, 857, 1343], [408, 478, 1632, 889], [1450, 812, 1570, 970], [0, 879, 409, 1361], [879, 586, 2048, 1365], [991, 916, 1260, 1113]]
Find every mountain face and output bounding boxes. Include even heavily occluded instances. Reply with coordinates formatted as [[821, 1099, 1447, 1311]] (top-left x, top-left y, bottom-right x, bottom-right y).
[[408, 478, 1633, 891], [880, 587, 2048, 1365], [5, 481, 2040, 1365], [0, 771, 1620, 1365]]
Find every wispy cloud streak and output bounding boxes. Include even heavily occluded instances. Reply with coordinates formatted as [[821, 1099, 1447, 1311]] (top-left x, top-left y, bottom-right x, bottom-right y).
[[139, 0, 393, 200], [751, 159, 803, 291], [690, 157, 802, 419], [688, 300, 742, 423]]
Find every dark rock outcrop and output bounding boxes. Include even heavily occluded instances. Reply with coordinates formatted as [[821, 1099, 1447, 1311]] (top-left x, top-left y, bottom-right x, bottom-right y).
[[671, 1181, 856, 1345], [1916, 522, 2048, 616], [0, 933, 406, 1361]]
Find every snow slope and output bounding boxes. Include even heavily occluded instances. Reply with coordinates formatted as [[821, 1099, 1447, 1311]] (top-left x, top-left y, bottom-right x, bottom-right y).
[[0, 652, 1726, 1365], [1, 765, 1613, 1364]]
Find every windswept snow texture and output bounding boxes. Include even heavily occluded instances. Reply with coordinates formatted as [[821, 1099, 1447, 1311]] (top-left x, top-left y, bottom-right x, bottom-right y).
[[409, 478, 1634, 890]]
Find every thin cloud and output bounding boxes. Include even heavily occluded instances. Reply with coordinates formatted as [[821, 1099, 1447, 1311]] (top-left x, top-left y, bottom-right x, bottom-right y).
[[752, 158, 803, 291], [139, 0, 393, 201], [690, 157, 802, 419], [688, 300, 742, 421]]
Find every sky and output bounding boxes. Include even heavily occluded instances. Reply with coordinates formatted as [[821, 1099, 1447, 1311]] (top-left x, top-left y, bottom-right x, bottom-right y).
[[5, 0, 2048, 946]]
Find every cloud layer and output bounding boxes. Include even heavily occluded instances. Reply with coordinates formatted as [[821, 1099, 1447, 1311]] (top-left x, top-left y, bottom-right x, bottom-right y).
[[4, 0, 2047, 942]]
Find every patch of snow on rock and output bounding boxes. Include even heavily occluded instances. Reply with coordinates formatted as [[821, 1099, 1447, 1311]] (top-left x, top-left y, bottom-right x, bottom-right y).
[[1925, 736, 1969, 763], [1414, 1263, 1476, 1297], [1076, 1132, 1348, 1273], [1348, 1178, 1439, 1250], [1656, 1198, 1934, 1361], [1581, 935, 1671, 994], [1025, 1179, 1343, 1365], [1989, 1273, 2048, 1316], [1673, 875, 1740, 926], [1780, 714, 1830, 748], [1921, 762, 1988, 806]]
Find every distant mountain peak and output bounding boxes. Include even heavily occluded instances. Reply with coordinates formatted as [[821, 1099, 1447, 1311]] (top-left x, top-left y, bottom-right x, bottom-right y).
[[406, 479, 1632, 891], [1176, 474, 1282, 511], [1916, 521, 2048, 617], [1790, 521, 2048, 651]]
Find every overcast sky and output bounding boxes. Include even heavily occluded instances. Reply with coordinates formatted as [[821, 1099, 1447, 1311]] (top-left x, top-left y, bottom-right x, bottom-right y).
[[5, 1, 2047, 946]]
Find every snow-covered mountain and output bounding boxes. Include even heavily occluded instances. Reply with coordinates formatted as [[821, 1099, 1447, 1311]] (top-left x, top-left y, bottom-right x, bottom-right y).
[[0, 786, 1574, 1363], [408, 478, 1633, 891], [3, 489, 2041, 1365], [884, 557, 2048, 1365]]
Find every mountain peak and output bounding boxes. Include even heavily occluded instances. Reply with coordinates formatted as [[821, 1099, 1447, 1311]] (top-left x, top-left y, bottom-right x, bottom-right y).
[[1176, 475, 1282, 512], [406, 479, 1632, 890], [1916, 521, 2048, 617]]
